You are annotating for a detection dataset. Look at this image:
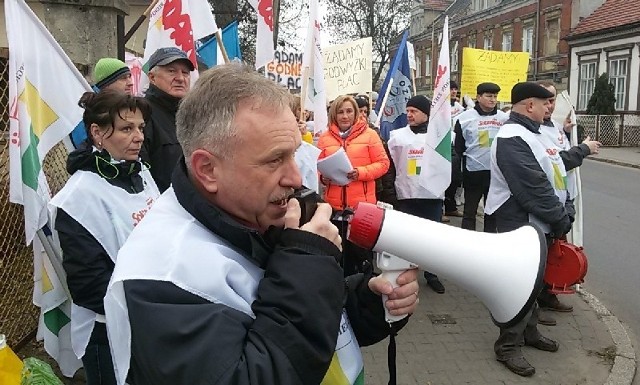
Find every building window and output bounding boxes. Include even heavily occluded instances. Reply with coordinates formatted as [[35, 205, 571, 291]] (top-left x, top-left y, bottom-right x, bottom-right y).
[[425, 51, 431, 77], [468, 36, 476, 48], [544, 18, 560, 56], [416, 51, 422, 78], [502, 31, 512, 51], [609, 58, 628, 110], [472, 0, 494, 11], [522, 25, 534, 54], [483, 34, 492, 50], [578, 62, 597, 110]]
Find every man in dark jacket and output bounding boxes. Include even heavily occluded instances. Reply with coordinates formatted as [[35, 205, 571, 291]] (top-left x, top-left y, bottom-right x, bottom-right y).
[[104, 63, 419, 385], [142, 47, 194, 192], [484, 82, 569, 377]]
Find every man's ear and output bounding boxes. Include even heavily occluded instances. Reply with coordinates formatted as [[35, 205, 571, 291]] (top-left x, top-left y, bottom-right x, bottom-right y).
[[147, 70, 155, 84], [190, 149, 220, 193]]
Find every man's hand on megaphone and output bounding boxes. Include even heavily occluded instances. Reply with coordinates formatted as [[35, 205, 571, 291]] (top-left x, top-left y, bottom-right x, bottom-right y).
[[368, 268, 420, 317], [285, 199, 342, 251], [550, 214, 572, 239]]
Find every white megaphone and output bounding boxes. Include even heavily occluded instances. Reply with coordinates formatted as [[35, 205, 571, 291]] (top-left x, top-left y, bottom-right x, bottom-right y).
[[347, 202, 547, 328]]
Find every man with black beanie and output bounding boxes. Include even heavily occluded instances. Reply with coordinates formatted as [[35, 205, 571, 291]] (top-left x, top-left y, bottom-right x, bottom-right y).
[[385, 95, 446, 294], [454, 82, 509, 232]]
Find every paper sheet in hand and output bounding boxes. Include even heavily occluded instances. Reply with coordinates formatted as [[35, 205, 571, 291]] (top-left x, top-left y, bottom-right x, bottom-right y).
[[317, 147, 353, 186]]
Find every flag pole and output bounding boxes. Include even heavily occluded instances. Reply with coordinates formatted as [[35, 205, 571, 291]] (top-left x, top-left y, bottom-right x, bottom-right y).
[[375, 78, 394, 128], [124, 0, 161, 44], [411, 68, 417, 96], [300, 66, 310, 119], [37, 229, 72, 301], [215, 29, 231, 64]]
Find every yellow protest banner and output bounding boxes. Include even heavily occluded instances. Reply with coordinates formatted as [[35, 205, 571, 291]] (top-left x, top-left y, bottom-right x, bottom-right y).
[[460, 48, 530, 102]]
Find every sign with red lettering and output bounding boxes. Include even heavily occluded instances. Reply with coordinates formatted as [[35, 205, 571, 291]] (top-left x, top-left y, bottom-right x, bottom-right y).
[[266, 51, 303, 90]]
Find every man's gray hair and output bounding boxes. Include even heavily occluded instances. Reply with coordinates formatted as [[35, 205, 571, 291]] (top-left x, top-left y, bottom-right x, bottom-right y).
[[176, 63, 292, 164]]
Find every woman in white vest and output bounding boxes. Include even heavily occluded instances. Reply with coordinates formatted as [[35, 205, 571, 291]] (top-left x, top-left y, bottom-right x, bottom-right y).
[[50, 91, 160, 385]]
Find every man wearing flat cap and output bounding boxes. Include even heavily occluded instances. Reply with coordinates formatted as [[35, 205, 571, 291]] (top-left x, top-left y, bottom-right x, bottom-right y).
[[385, 95, 446, 294], [142, 47, 195, 192], [484, 81, 569, 377], [453, 82, 509, 232]]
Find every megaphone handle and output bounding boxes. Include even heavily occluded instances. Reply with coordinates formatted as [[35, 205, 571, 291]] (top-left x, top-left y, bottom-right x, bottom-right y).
[[380, 270, 409, 323]]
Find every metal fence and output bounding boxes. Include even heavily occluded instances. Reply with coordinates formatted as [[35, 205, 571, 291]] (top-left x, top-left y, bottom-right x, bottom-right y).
[[0, 55, 71, 349], [576, 114, 640, 146]]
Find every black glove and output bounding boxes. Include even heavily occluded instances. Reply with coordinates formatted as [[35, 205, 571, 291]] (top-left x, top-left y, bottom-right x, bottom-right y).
[[550, 215, 572, 239], [565, 199, 576, 224]]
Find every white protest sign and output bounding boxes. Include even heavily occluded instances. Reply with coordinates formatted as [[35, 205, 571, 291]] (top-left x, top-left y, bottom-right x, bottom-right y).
[[323, 37, 372, 100], [266, 50, 304, 90]]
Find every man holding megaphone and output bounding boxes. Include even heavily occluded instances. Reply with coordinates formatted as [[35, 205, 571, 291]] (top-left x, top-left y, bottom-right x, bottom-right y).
[[484, 82, 576, 377]]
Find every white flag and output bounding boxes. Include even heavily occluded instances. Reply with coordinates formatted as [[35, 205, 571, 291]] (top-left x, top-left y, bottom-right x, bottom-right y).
[[420, 16, 452, 196], [142, 0, 218, 87], [248, 0, 275, 69], [302, 0, 328, 135], [6, 1, 87, 375], [6, 0, 91, 245], [32, 236, 82, 377]]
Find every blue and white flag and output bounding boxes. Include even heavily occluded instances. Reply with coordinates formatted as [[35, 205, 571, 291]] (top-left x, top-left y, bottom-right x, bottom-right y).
[[197, 20, 242, 68], [375, 30, 412, 141]]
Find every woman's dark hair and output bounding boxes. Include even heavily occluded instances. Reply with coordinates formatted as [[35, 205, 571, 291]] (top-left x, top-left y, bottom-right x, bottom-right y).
[[78, 90, 151, 145]]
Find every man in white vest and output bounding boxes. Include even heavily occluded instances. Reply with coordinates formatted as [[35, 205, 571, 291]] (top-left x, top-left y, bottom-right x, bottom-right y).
[[534, 80, 601, 325], [104, 63, 419, 385], [484, 82, 571, 377], [454, 82, 509, 232], [386, 95, 446, 294]]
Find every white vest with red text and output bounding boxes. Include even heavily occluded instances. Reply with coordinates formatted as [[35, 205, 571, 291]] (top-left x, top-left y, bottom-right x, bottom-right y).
[[540, 119, 578, 199], [49, 168, 159, 359], [388, 126, 443, 199], [485, 123, 568, 233], [457, 109, 509, 171], [104, 189, 364, 385]]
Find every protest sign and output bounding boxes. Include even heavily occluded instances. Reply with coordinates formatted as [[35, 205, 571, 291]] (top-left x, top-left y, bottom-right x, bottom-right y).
[[323, 37, 372, 100], [460, 48, 529, 102], [266, 50, 303, 90]]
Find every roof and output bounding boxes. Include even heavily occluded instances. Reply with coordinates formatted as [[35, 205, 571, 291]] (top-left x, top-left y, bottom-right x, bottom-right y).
[[424, 0, 452, 11], [570, 0, 640, 37]]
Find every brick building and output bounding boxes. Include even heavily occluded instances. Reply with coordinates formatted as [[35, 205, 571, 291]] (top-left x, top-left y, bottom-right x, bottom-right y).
[[408, 0, 601, 97]]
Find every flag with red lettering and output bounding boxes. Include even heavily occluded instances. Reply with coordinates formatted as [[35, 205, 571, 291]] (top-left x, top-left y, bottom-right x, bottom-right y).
[[6, 0, 84, 377], [420, 16, 451, 196], [248, 0, 275, 69], [142, 0, 218, 82]]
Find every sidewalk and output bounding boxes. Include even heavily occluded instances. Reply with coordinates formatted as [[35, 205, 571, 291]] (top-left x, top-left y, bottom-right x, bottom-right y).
[[363, 219, 633, 385], [362, 147, 640, 385], [588, 146, 640, 169]]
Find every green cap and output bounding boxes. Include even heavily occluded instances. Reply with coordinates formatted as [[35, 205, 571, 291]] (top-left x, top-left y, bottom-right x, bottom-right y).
[[94, 58, 130, 90]]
